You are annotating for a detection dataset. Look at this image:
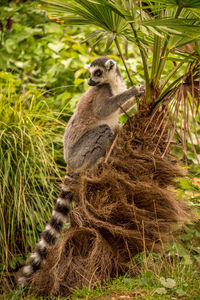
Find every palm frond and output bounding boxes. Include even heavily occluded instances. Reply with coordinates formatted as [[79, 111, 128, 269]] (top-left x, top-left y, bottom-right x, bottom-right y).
[[149, 0, 200, 9], [140, 17, 200, 38], [149, 62, 200, 164], [41, 0, 128, 33]]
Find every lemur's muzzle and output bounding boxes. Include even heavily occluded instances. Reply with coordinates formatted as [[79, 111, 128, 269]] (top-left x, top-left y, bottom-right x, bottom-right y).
[[88, 78, 98, 86]]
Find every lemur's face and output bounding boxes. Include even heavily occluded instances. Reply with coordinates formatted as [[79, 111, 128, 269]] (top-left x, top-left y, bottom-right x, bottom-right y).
[[87, 59, 117, 86]]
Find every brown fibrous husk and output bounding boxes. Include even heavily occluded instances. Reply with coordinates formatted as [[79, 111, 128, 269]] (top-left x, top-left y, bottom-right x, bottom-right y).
[[30, 106, 191, 296]]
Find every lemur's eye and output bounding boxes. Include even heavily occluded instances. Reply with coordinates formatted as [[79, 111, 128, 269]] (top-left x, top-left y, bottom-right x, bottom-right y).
[[94, 70, 102, 77]]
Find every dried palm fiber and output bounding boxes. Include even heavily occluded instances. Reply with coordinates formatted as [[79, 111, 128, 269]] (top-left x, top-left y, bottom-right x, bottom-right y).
[[30, 105, 191, 296]]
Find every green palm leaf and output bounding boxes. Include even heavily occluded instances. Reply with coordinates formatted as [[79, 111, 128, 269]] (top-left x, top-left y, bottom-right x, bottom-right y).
[[41, 0, 128, 33], [140, 18, 200, 37], [149, 0, 200, 9]]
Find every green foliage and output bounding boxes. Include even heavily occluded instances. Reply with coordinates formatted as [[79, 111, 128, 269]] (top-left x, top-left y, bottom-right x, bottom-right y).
[[0, 1, 96, 98], [0, 78, 65, 274], [0, 0, 143, 108]]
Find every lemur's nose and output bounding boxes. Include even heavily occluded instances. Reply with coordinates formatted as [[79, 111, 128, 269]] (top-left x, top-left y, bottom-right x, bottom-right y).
[[88, 78, 98, 86]]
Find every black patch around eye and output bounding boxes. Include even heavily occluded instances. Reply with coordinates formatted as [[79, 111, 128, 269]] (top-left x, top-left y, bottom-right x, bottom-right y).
[[109, 63, 114, 70], [94, 69, 102, 77]]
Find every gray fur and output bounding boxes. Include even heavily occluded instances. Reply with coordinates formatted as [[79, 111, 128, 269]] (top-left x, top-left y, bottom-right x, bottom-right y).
[[93, 85, 143, 118], [67, 124, 114, 171], [64, 58, 144, 173], [90, 56, 110, 67]]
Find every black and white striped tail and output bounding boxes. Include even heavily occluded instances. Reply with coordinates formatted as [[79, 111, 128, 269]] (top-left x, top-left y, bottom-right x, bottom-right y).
[[18, 188, 73, 289]]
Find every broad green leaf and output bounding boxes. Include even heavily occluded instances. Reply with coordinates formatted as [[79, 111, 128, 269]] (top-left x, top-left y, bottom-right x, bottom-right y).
[[74, 68, 88, 79], [0, 50, 10, 69], [48, 42, 65, 52], [44, 22, 64, 34], [60, 58, 73, 68], [4, 39, 16, 53]]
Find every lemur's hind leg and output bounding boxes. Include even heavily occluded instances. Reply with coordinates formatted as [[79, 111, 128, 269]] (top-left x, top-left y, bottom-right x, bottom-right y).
[[67, 124, 114, 173]]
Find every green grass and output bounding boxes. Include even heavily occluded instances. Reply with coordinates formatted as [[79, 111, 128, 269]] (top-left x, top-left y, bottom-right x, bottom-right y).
[[0, 78, 66, 277], [1, 252, 200, 299], [69, 251, 200, 300]]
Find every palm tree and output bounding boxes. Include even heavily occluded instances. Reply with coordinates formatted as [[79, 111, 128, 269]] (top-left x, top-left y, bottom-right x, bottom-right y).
[[40, 0, 200, 164], [30, 0, 200, 296]]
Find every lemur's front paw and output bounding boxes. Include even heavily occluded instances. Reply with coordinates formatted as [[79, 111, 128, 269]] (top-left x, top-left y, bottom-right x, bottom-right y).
[[137, 85, 145, 96]]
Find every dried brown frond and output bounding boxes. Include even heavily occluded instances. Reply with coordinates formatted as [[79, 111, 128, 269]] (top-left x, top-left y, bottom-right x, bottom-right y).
[[28, 107, 192, 297], [149, 61, 200, 164]]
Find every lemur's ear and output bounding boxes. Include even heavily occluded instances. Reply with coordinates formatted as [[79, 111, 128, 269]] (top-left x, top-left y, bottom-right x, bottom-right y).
[[84, 64, 90, 70], [105, 59, 115, 71]]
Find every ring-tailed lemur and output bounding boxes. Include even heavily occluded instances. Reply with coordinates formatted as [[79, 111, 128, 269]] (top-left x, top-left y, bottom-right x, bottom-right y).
[[18, 56, 144, 289]]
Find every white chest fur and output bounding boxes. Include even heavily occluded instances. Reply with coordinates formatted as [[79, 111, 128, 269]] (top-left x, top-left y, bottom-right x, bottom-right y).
[[97, 76, 127, 132], [97, 111, 120, 132], [110, 75, 127, 95]]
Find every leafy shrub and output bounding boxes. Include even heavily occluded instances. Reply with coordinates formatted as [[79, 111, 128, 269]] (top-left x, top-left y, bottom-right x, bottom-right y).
[[0, 1, 110, 99], [0, 77, 66, 273]]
